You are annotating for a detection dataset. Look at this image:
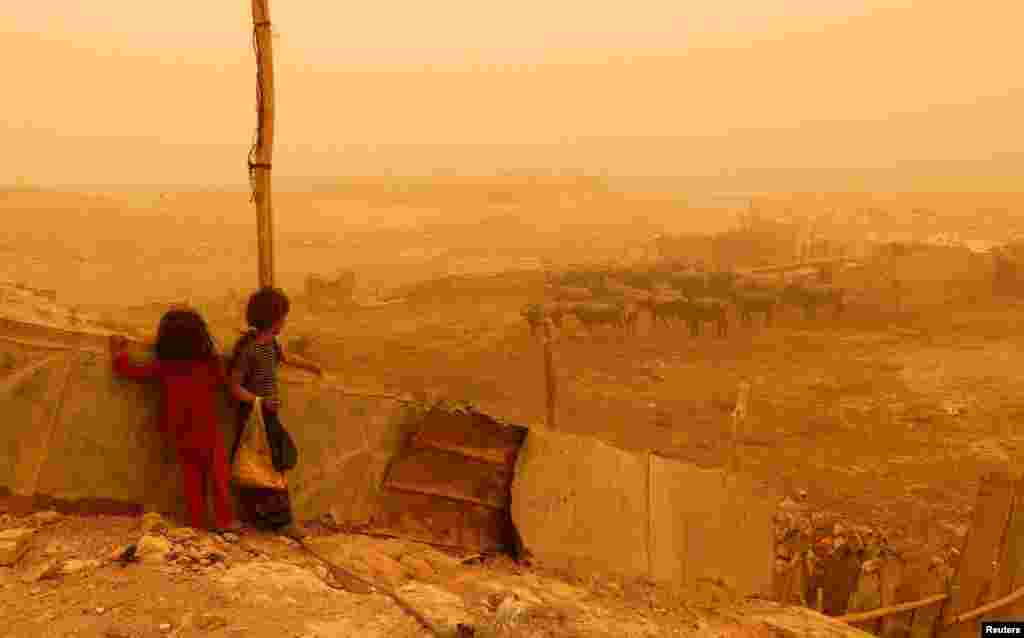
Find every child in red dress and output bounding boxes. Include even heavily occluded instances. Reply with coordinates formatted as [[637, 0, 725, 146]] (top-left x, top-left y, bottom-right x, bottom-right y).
[[109, 308, 238, 533]]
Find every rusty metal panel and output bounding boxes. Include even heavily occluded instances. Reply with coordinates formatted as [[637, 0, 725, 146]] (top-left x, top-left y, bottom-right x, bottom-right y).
[[369, 402, 528, 553], [385, 447, 511, 509], [370, 489, 508, 553], [411, 407, 527, 466]]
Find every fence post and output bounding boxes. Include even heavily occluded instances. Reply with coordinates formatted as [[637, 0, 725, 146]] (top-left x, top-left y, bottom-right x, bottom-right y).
[[729, 380, 751, 477], [937, 471, 1016, 638], [995, 475, 1024, 617]]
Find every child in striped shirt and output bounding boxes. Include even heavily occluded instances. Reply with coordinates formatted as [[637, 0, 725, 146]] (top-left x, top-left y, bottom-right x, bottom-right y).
[[228, 287, 321, 540]]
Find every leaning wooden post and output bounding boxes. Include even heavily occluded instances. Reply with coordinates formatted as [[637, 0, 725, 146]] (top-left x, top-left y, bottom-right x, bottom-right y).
[[995, 475, 1024, 617], [249, 0, 276, 288], [937, 471, 1017, 638], [542, 317, 557, 429]]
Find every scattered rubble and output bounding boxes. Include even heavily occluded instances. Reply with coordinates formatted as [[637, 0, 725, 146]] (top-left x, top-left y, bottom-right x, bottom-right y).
[[0, 508, 860, 638], [0, 528, 35, 566], [136, 534, 172, 563]]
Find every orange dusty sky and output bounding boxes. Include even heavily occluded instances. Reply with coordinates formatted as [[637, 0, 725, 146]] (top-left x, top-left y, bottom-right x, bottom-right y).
[[2, 2, 1022, 187]]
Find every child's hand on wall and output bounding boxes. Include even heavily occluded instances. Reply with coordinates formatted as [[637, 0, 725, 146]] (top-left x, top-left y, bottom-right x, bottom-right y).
[[108, 335, 128, 357]]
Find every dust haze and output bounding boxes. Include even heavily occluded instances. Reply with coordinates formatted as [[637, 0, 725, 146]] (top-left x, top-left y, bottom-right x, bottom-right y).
[[3, 0, 1024, 633]]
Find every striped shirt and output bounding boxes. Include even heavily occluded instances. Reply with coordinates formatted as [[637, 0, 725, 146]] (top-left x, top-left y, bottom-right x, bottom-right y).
[[236, 338, 280, 402]]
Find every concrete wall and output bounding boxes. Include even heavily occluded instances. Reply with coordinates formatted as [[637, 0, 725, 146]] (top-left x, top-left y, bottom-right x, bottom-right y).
[[509, 425, 651, 578], [0, 318, 420, 527], [511, 427, 777, 597]]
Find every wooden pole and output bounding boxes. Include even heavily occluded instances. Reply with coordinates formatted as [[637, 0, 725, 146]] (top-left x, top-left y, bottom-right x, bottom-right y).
[[250, 0, 276, 289], [937, 472, 1017, 638], [729, 380, 751, 477], [996, 476, 1024, 617]]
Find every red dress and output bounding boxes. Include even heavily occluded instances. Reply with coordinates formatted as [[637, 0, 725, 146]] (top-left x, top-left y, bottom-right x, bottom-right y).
[[113, 352, 234, 530]]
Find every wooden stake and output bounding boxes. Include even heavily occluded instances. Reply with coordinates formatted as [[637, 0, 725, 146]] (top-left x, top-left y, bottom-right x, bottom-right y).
[[938, 472, 1016, 638], [250, 0, 276, 289], [996, 476, 1024, 617], [729, 380, 751, 477]]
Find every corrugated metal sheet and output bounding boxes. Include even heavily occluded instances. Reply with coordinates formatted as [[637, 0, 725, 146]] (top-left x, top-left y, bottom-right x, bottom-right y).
[[370, 400, 528, 553]]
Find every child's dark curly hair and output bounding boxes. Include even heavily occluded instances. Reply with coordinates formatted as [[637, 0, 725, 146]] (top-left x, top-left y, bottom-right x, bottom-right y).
[[228, 287, 289, 376], [154, 309, 217, 361], [245, 287, 291, 331]]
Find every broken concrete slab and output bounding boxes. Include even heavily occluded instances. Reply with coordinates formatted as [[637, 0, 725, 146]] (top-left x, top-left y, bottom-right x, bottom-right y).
[[0, 528, 34, 566], [511, 427, 650, 579]]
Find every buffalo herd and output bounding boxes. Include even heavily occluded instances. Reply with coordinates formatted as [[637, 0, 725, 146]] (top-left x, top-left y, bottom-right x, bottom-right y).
[[521, 266, 845, 339]]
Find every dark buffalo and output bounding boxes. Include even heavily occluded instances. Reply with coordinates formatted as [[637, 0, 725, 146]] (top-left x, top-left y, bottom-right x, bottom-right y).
[[781, 283, 845, 320], [706, 271, 739, 300], [646, 297, 727, 337], [732, 290, 779, 327], [684, 297, 729, 337], [640, 296, 683, 329], [569, 301, 627, 334], [669, 272, 707, 299], [622, 271, 659, 291]]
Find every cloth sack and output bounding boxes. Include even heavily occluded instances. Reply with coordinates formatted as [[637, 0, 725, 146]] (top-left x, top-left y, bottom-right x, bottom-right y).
[[232, 397, 288, 490]]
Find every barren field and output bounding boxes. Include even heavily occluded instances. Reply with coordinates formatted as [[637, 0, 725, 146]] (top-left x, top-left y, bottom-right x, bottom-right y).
[[301, 292, 1020, 549]]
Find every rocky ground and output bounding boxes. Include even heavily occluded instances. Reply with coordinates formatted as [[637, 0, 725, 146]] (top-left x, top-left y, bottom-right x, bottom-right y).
[[0, 509, 876, 638]]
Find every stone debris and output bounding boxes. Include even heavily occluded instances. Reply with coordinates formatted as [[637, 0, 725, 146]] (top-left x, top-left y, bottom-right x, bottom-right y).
[[166, 527, 198, 543], [42, 540, 72, 556], [491, 594, 529, 634], [0, 504, 934, 638], [31, 511, 61, 526], [140, 512, 169, 536], [136, 534, 172, 563], [195, 613, 230, 631], [0, 528, 35, 566], [60, 558, 101, 575], [21, 558, 62, 583]]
